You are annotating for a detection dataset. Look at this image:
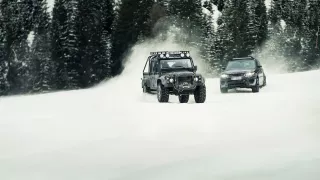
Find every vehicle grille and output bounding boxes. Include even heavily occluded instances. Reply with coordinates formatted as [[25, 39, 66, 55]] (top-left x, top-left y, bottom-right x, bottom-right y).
[[176, 76, 193, 85], [230, 73, 245, 77], [227, 80, 246, 88]]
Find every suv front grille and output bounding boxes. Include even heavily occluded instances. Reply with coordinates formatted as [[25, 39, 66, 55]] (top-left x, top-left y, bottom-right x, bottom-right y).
[[177, 76, 193, 85], [231, 73, 245, 77]]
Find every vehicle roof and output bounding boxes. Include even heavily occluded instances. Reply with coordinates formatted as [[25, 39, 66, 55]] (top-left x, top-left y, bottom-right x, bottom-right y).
[[230, 56, 256, 61]]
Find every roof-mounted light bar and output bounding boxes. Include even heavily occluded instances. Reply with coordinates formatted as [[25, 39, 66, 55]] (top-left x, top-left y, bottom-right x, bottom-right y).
[[150, 51, 191, 59]]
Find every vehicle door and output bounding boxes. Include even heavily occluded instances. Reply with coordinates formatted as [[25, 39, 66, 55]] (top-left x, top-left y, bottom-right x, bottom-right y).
[[256, 60, 264, 86], [152, 60, 160, 88], [149, 59, 157, 90], [142, 57, 151, 88]]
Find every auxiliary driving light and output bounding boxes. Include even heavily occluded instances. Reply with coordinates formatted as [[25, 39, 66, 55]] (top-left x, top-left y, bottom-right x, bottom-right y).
[[166, 54, 170, 58]]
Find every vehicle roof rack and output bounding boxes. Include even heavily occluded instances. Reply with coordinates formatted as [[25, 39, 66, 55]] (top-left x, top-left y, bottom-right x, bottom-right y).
[[150, 51, 190, 55]]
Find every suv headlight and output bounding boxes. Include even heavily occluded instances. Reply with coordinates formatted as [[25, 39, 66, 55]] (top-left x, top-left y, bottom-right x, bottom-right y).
[[220, 74, 229, 79], [244, 72, 255, 77], [165, 76, 174, 83]]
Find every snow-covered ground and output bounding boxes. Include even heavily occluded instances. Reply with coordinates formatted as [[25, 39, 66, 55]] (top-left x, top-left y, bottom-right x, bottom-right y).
[[1, 37, 320, 180]]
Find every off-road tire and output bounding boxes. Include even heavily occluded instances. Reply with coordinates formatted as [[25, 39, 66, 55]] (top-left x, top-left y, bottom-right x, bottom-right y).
[[194, 85, 206, 103], [157, 83, 169, 102], [179, 95, 189, 103], [252, 77, 260, 93], [220, 87, 228, 93]]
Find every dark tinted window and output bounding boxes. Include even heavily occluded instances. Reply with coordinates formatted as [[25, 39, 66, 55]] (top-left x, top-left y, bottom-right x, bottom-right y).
[[226, 59, 257, 71]]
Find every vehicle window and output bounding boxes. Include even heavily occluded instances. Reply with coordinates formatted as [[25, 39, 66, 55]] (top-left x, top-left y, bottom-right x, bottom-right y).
[[226, 60, 256, 71], [154, 61, 159, 73], [143, 59, 150, 73], [160, 59, 193, 69], [150, 61, 155, 73]]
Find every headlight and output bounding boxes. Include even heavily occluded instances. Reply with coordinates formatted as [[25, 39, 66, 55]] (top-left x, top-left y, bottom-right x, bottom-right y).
[[194, 77, 199, 81], [220, 74, 229, 78], [245, 72, 255, 77], [169, 78, 174, 83]]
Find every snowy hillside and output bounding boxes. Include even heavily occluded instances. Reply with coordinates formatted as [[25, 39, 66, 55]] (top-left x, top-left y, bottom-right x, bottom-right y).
[[1, 37, 320, 180]]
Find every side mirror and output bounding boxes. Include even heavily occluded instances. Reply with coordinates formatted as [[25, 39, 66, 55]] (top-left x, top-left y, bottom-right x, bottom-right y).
[[257, 65, 262, 68], [194, 66, 198, 71]]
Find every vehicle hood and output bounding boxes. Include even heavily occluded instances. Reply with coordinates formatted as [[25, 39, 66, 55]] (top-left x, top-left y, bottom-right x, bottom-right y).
[[223, 69, 254, 75], [162, 71, 196, 77]]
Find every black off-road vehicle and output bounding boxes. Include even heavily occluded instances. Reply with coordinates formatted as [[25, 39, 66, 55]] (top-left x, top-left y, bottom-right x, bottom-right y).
[[220, 56, 267, 93], [141, 51, 206, 103]]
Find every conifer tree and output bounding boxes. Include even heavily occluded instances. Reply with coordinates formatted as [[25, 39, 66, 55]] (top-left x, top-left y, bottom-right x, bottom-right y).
[[301, 0, 320, 69], [0, 0, 35, 94], [31, 0, 54, 92], [51, 0, 69, 90], [168, 0, 204, 45], [111, 0, 154, 76], [255, 0, 268, 48], [0, 9, 8, 95], [52, 0, 81, 90]]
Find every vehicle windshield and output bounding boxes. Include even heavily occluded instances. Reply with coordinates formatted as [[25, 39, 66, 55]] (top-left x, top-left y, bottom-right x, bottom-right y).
[[160, 59, 193, 70], [225, 59, 256, 71]]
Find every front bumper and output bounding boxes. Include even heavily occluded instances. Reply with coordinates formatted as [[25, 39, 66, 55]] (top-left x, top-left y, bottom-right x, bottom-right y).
[[220, 76, 257, 89], [164, 76, 204, 94]]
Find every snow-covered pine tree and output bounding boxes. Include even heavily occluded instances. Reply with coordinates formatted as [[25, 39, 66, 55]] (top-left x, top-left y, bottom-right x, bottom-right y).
[[301, 0, 320, 70], [64, 0, 81, 89], [0, 9, 9, 95], [168, 0, 204, 45], [200, 0, 217, 75], [278, 0, 307, 71], [77, 0, 114, 86], [215, 5, 236, 68], [52, 0, 81, 90], [254, 0, 268, 49], [111, 0, 154, 76], [0, 0, 35, 94], [51, 0, 69, 90], [215, 0, 253, 60], [136, 0, 154, 40], [31, 0, 54, 93], [244, 0, 259, 56]]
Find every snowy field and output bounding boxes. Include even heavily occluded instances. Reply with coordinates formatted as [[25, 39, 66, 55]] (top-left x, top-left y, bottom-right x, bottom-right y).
[[1, 38, 320, 180]]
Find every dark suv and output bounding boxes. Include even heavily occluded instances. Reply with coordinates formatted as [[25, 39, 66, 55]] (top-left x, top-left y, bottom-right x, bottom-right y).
[[220, 57, 267, 93], [141, 51, 206, 103]]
